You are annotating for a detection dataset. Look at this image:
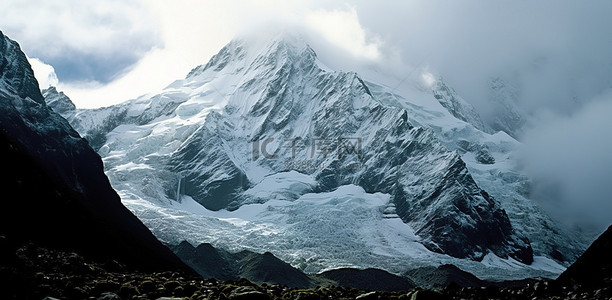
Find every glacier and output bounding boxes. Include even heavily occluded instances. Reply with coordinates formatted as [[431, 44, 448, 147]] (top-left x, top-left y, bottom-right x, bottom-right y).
[[49, 32, 585, 280]]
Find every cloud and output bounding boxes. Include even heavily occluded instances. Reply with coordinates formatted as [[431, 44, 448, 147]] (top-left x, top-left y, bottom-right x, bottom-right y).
[[27, 57, 58, 89], [305, 7, 381, 60], [57, 1, 244, 108], [349, 1, 612, 119], [4, 0, 389, 108], [5, 0, 612, 112], [0, 0, 162, 83], [520, 92, 612, 232]]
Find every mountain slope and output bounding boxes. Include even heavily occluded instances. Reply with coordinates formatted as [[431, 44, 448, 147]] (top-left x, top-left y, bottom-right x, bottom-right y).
[[556, 225, 612, 288], [361, 73, 585, 265], [0, 30, 188, 273], [404, 264, 485, 289]]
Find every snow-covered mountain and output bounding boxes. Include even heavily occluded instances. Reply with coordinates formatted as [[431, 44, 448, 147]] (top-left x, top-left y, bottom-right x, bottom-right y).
[[53, 33, 583, 280]]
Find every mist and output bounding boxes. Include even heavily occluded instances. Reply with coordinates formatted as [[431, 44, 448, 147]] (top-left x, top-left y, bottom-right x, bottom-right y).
[[348, 1, 612, 120], [520, 93, 612, 234]]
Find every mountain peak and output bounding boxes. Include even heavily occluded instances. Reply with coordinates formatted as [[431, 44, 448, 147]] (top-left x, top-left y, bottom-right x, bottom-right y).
[[42, 86, 76, 116], [234, 29, 312, 56], [187, 31, 317, 78], [0, 30, 44, 104]]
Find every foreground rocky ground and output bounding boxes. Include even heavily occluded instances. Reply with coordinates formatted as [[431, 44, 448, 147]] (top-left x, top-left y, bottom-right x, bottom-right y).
[[1, 239, 611, 300]]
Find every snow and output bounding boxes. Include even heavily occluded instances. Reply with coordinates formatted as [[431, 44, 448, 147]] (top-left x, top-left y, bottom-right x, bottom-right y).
[[113, 162, 152, 171], [120, 185, 564, 279], [243, 171, 316, 200]]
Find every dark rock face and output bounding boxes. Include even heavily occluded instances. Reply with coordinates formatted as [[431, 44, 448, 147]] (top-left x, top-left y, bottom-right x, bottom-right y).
[[171, 241, 236, 282], [169, 124, 251, 211], [475, 148, 495, 164], [0, 241, 201, 300], [384, 130, 532, 263], [237, 251, 313, 289], [557, 225, 612, 288], [318, 268, 416, 292], [0, 30, 187, 273], [0, 31, 42, 104]]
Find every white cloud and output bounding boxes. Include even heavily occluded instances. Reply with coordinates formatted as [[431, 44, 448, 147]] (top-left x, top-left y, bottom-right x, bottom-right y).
[[4, 0, 612, 112], [0, 0, 160, 57], [305, 7, 381, 60], [349, 1, 612, 119], [6, 0, 387, 108], [0, 0, 161, 84], [27, 57, 58, 89], [53, 0, 238, 107]]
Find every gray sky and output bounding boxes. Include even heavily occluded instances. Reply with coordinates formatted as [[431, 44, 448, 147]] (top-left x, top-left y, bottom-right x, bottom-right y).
[[1, 0, 611, 231], [2, 1, 611, 111]]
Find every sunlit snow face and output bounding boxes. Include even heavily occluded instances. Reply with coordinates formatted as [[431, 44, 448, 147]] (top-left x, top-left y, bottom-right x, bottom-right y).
[[421, 72, 436, 87]]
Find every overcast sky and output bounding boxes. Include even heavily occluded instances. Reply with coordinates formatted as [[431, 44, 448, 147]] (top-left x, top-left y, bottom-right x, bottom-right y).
[[1, 1, 611, 111], [1, 0, 611, 232]]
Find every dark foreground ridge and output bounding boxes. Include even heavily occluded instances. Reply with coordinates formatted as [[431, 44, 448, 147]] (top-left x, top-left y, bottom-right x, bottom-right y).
[[2, 235, 612, 300], [171, 241, 314, 289]]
